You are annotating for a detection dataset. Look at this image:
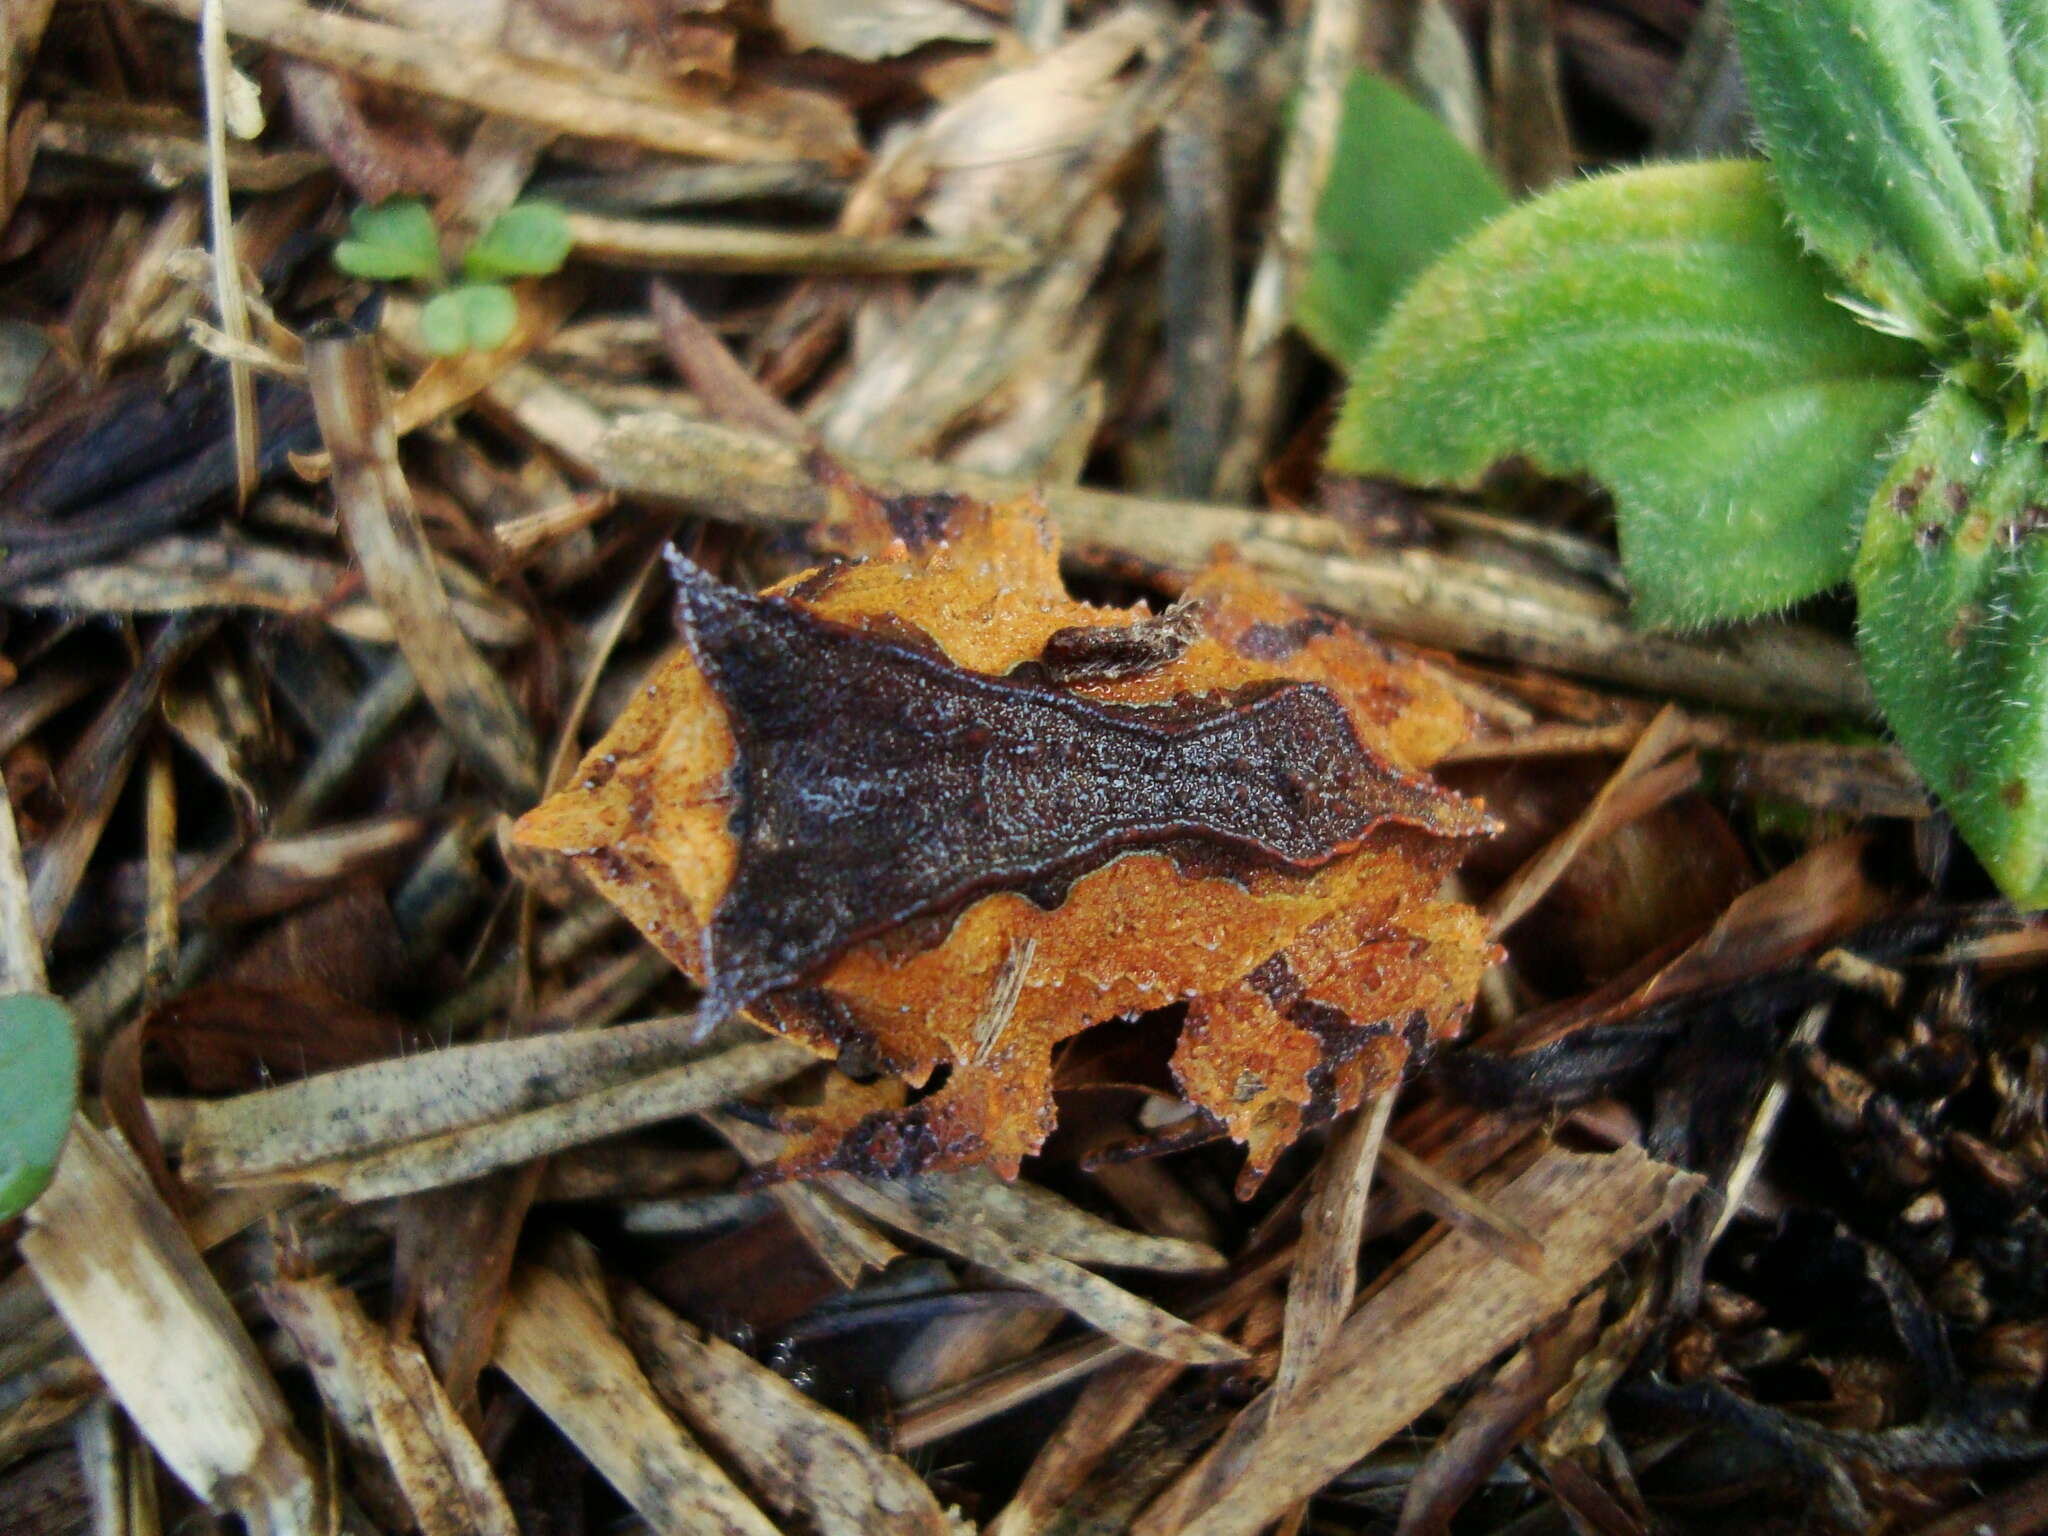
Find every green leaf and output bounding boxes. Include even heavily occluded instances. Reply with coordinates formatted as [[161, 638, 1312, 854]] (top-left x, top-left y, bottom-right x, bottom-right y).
[[419, 283, 519, 356], [1296, 70, 1509, 366], [333, 199, 442, 284], [463, 201, 573, 281], [1331, 158, 1929, 625], [0, 993, 80, 1219], [1854, 381, 2048, 907], [1726, 0, 2021, 342]]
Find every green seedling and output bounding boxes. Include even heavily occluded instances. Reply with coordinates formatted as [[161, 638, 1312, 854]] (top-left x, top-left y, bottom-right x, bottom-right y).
[[333, 197, 572, 357], [0, 993, 79, 1220], [1316, 0, 2048, 908]]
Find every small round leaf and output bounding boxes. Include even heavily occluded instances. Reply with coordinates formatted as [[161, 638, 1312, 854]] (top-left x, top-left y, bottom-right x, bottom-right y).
[[419, 284, 520, 355], [458, 283, 519, 351], [419, 289, 472, 355], [333, 199, 442, 284], [0, 993, 81, 1220], [463, 201, 573, 281]]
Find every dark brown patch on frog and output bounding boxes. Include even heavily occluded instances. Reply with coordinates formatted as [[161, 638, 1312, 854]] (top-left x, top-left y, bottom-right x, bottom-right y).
[[827, 1099, 974, 1181], [875, 492, 972, 553], [2002, 778, 2029, 811], [1034, 603, 1203, 685], [1236, 615, 1339, 662], [1946, 481, 1971, 515], [782, 559, 851, 605], [1916, 521, 1949, 552], [809, 451, 972, 553], [755, 988, 911, 1080], [666, 550, 1494, 1027]]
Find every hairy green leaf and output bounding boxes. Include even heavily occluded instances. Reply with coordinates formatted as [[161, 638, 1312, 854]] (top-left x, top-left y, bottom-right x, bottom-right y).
[[0, 993, 80, 1219], [1855, 383, 2048, 906], [1296, 70, 1508, 366], [334, 199, 442, 284], [1332, 159, 1928, 625], [464, 200, 574, 281], [420, 283, 519, 356], [1727, 0, 2017, 341]]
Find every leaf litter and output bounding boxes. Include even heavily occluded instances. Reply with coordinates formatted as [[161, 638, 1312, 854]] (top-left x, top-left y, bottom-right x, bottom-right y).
[[0, 3, 2043, 1535]]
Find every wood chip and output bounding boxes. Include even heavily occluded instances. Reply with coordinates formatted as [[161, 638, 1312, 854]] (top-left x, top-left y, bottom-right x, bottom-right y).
[[871, 1168, 1226, 1273], [140, 0, 860, 168], [262, 1271, 517, 1536], [1133, 1144, 1699, 1536], [180, 1023, 815, 1198], [307, 329, 541, 806], [493, 1263, 779, 1536], [9, 532, 531, 648], [703, 1109, 903, 1286], [20, 1120, 316, 1533], [824, 1174, 1246, 1365], [618, 1282, 963, 1536]]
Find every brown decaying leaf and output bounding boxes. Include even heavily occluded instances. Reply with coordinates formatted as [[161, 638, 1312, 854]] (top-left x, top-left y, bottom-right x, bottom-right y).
[[516, 476, 1493, 1186]]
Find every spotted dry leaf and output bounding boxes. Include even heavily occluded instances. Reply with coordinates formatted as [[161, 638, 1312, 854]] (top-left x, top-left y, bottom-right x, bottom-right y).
[[514, 476, 1494, 1191]]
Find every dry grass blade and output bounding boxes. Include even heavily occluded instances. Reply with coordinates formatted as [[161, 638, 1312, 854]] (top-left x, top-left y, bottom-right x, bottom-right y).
[[589, 412, 1873, 715], [177, 1010, 717, 1176], [1394, 1291, 1607, 1536], [1135, 1145, 1699, 1536], [980, 1274, 1273, 1536], [1709, 999, 1831, 1249], [1266, 1092, 1397, 1536], [870, 1168, 1227, 1273], [262, 1271, 516, 1536], [28, 614, 215, 946], [140, 0, 858, 167], [617, 1283, 962, 1536], [649, 280, 805, 441], [983, 1349, 1190, 1536], [176, 1016, 813, 1193], [1483, 704, 1696, 937], [893, 1334, 1129, 1453], [1274, 1092, 1395, 1400], [570, 214, 1024, 275], [493, 1263, 779, 1536], [0, 788, 46, 993], [307, 329, 540, 806], [0, 0, 59, 230], [824, 1174, 1245, 1365], [9, 533, 530, 648], [20, 1120, 316, 1533], [309, 1037, 811, 1202], [704, 1109, 902, 1285], [199, 0, 258, 509], [1379, 1140, 1546, 1275], [1213, 0, 1364, 499]]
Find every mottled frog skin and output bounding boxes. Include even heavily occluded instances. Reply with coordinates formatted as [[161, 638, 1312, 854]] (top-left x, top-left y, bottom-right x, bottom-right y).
[[515, 480, 1495, 1189]]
